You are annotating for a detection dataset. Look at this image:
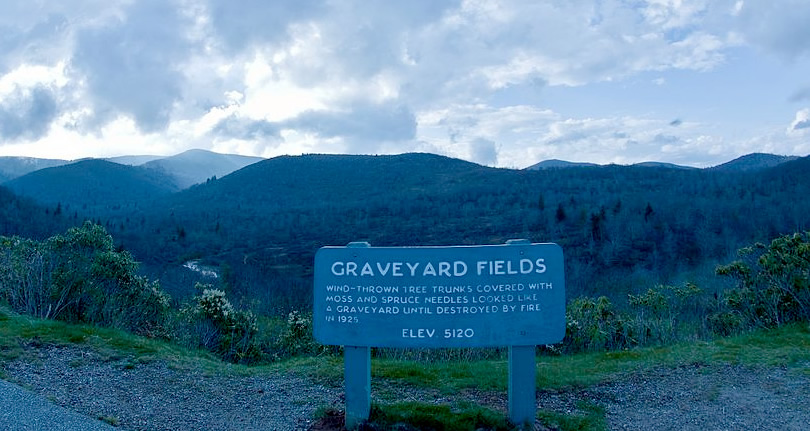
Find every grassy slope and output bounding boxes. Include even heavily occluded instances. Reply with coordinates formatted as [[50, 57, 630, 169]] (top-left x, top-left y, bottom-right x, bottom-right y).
[[2, 306, 809, 428]]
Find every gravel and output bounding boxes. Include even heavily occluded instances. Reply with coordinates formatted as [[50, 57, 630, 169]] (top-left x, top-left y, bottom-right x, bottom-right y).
[[2, 346, 340, 431], [3, 345, 810, 430]]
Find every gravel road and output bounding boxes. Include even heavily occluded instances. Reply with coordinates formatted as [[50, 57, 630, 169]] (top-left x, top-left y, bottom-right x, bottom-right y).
[[2, 344, 809, 430]]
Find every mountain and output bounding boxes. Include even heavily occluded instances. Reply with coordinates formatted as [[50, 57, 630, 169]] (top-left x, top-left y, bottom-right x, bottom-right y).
[[5, 159, 180, 217], [140, 149, 265, 189], [633, 161, 696, 170], [170, 152, 492, 211], [4, 151, 810, 316], [527, 153, 798, 172], [0, 185, 71, 239], [525, 159, 599, 170], [0, 157, 68, 183], [710, 153, 799, 172], [105, 155, 164, 165]]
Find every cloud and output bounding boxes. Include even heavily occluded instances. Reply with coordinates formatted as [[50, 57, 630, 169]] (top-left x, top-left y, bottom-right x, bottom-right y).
[[468, 138, 498, 166], [735, 1, 810, 58], [0, 13, 70, 74], [283, 104, 417, 150], [70, 0, 192, 133], [212, 114, 280, 141], [206, 0, 326, 51], [0, 85, 58, 141], [790, 108, 810, 131]]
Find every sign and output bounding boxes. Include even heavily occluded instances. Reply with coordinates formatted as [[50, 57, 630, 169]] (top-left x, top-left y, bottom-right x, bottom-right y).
[[314, 243, 565, 348]]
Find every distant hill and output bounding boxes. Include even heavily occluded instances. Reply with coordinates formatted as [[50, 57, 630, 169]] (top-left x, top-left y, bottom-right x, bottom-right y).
[[525, 159, 599, 170], [0, 157, 68, 183], [140, 149, 265, 189], [527, 153, 798, 171], [633, 161, 696, 170], [171, 152, 492, 211], [710, 153, 799, 172], [105, 155, 164, 165], [5, 159, 179, 216]]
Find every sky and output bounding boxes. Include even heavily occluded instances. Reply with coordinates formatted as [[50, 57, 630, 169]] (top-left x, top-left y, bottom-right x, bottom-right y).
[[0, 0, 809, 169]]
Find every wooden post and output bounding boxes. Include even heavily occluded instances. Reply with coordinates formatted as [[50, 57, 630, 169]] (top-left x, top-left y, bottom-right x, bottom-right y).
[[344, 242, 371, 429]]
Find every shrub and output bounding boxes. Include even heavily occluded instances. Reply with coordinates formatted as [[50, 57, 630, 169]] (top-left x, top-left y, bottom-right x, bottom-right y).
[[0, 222, 170, 335], [179, 283, 260, 363], [716, 232, 810, 330], [276, 310, 330, 357], [627, 282, 706, 345], [563, 296, 631, 353]]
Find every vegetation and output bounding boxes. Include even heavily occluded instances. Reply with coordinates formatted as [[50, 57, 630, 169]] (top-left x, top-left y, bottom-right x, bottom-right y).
[[366, 402, 514, 431], [2, 153, 810, 429], [5, 154, 809, 315]]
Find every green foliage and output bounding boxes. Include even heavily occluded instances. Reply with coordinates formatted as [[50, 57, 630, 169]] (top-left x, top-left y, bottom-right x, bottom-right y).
[[714, 232, 810, 332], [564, 296, 632, 352], [275, 310, 332, 358], [367, 401, 514, 431], [0, 222, 170, 335], [178, 283, 260, 364]]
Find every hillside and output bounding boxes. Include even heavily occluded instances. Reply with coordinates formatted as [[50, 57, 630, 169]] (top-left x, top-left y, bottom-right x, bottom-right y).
[[94, 153, 807, 312], [140, 149, 265, 189], [3, 151, 809, 314], [525, 159, 599, 170], [5, 159, 179, 217], [0, 156, 68, 183], [0, 185, 70, 239], [710, 153, 799, 171]]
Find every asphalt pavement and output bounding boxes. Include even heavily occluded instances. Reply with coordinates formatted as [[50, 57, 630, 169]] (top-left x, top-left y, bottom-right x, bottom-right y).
[[0, 379, 116, 431]]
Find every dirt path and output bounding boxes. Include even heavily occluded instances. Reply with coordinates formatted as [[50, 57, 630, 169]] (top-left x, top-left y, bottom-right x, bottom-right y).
[[2, 345, 810, 430]]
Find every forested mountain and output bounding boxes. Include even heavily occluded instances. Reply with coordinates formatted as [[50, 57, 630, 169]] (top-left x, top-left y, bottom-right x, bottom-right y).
[[140, 149, 265, 189], [105, 155, 164, 165], [1, 150, 264, 190], [0, 156, 68, 183], [2, 151, 809, 316], [711, 153, 799, 172], [525, 159, 599, 170], [4, 159, 179, 218], [0, 185, 70, 238]]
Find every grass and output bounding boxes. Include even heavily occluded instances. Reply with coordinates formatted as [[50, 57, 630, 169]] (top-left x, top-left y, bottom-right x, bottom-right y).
[[367, 401, 514, 431], [537, 400, 607, 431]]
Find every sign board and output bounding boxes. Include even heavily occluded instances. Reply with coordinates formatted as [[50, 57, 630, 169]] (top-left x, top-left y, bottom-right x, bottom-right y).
[[314, 243, 565, 348]]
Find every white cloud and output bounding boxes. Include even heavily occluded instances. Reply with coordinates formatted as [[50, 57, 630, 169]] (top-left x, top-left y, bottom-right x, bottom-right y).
[[789, 108, 810, 134], [0, 0, 807, 167]]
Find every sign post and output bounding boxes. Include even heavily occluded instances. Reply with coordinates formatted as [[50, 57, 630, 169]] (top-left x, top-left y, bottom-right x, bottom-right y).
[[343, 242, 371, 429], [505, 239, 537, 426], [314, 241, 565, 428]]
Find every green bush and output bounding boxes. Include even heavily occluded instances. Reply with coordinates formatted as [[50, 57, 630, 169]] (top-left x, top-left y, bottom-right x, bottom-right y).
[[0, 222, 170, 336], [178, 283, 260, 363], [627, 282, 706, 346], [276, 310, 331, 357], [716, 232, 810, 331], [563, 296, 631, 353]]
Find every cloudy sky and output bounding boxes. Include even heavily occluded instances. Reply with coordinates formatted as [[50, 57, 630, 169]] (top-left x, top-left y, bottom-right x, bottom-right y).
[[1, 0, 809, 168]]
